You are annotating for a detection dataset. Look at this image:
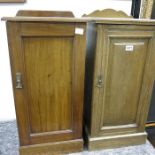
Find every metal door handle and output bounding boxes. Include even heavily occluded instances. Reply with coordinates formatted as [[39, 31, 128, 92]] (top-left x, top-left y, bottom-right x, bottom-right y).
[[16, 72, 22, 89]]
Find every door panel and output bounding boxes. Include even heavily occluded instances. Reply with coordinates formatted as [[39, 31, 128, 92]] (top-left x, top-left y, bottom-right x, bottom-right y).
[[103, 39, 148, 126], [7, 22, 86, 145], [23, 37, 73, 133], [91, 26, 155, 136]]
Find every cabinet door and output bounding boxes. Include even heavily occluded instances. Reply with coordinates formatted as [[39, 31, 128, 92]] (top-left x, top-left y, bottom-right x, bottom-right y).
[[7, 22, 86, 145], [91, 25, 155, 136]]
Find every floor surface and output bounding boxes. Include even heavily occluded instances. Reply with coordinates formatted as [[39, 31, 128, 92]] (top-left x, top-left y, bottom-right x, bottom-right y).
[[0, 120, 155, 155]]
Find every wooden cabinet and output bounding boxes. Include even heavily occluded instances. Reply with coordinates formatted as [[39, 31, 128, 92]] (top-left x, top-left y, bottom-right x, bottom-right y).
[[4, 9, 155, 153], [4, 12, 86, 155], [84, 22, 155, 150]]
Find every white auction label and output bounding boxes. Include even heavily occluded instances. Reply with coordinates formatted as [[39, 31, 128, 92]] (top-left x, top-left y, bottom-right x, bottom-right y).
[[75, 28, 84, 35], [125, 45, 134, 51]]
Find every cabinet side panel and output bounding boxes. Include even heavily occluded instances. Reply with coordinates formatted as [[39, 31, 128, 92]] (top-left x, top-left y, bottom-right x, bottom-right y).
[[84, 22, 97, 131]]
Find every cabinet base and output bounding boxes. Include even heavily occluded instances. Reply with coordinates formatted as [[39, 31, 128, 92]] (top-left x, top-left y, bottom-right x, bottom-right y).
[[86, 132, 147, 150], [19, 139, 83, 155]]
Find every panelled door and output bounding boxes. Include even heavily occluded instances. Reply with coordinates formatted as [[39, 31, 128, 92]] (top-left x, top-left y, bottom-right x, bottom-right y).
[[7, 22, 86, 145], [91, 25, 155, 136]]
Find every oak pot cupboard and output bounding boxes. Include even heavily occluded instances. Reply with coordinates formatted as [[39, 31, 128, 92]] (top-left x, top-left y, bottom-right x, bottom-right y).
[[84, 19, 155, 150], [4, 11, 87, 155]]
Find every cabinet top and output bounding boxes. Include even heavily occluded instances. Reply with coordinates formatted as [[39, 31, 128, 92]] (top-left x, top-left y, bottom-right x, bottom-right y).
[[2, 17, 87, 23], [2, 17, 155, 26]]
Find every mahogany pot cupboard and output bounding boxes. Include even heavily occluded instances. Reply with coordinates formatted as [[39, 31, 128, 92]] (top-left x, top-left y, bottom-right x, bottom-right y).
[[2, 10, 155, 154], [3, 11, 87, 155]]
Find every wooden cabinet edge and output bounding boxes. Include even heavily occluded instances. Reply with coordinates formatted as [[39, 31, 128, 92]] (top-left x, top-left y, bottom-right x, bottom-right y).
[[87, 132, 147, 150], [20, 139, 83, 155]]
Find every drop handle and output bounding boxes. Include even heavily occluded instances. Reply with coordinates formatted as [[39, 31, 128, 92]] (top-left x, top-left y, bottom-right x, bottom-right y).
[[96, 75, 103, 88], [16, 72, 22, 89]]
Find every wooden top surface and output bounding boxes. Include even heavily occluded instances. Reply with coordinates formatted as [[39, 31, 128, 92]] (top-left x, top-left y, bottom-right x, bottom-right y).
[[2, 9, 155, 25], [2, 16, 155, 25], [16, 10, 74, 17], [2, 17, 87, 23]]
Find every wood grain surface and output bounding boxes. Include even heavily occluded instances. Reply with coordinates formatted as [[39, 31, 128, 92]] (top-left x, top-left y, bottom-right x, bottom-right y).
[[84, 23, 155, 149], [6, 20, 86, 154], [83, 9, 132, 18], [23, 37, 73, 133], [16, 10, 74, 17]]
